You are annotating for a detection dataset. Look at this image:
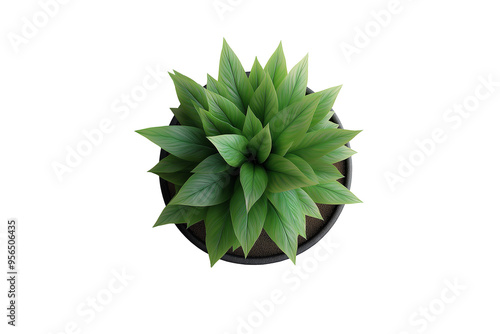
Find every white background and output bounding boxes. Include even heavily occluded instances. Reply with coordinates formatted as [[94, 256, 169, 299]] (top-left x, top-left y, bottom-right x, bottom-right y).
[[1, 0, 500, 333]]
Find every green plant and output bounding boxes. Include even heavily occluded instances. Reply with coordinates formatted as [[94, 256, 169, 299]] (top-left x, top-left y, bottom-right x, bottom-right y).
[[137, 40, 361, 266]]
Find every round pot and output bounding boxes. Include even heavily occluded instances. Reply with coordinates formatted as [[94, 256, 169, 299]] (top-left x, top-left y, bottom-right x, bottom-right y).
[[159, 87, 353, 265]]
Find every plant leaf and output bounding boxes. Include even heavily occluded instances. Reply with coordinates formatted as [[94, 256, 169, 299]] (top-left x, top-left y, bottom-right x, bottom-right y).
[[154, 204, 206, 227], [136, 126, 215, 162], [230, 181, 267, 256], [265, 154, 316, 193], [155, 171, 191, 186], [308, 119, 339, 132], [284, 153, 319, 184], [269, 93, 321, 155], [170, 106, 202, 128], [206, 90, 246, 130], [197, 105, 242, 136], [218, 39, 254, 112], [295, 188, 323, 220], [290, 128, 360, 161], [308, 159, 344, 184], [264, 201, 298, 263], [248, 125, 272, 164], [169, 71, 208, 125], [240, 162, 268, 211], [242, 106, 263, 139], [309, 86, 342, 127], [205, 202, 238, 266], [267, 190, 306, 238], [208, 134, 249, 167], [249, 73, 279, 125], [276, 54, 308, 110], [149, 155, 197, 174], [249, 57, 266, 91], [169, 172, 232, 207], [303, 181, 362, 204], [206, 74, 229, 97], [264, 42, 287, 89], [322, 146, 357, 164], [192, 154, 231, 174]]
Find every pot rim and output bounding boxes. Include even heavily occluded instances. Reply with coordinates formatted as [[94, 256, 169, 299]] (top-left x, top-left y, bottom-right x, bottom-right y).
[[159, 87, 353, 265]]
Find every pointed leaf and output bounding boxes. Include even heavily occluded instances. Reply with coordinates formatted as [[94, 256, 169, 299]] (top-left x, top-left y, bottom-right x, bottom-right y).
[[206, 202, 238, 266], [267, 190, 306, 238], [136, 126, 215, 162], [303, 181, 362, 204], [240, 162, 268, 211], [242, 107, 263, 139], [322, 146, 357, 164], [249, 57, 266, 91], [309, 86, 342, 127], [295, 188, 322, 220], [269, 94, 321, 155], [169, 71, 207, 126], [308, 159, 344, 184], [290, 128, 360, 161], [230, 182, 267, 256], [154, 204, 206, 227], [284, 154, 318, 184], [206, 90, 246, 130], [218, 39, 254, 112], [264, 201, 298, 263], [149, 155, 197, 174], [197, 105, 242, 136], [265, 154, 316, 193], [264, 42, 287, 89], [249, 73, 279, 125], [276, 55, 308, 110], [192, 154, 230, 174], [248, 125, 272, 164], [208, 134, 249, 167], [206, 74, 229, 97], [169, 172, 232, 207], [308, 119, 339, 132], [171, 106, 202, 128]]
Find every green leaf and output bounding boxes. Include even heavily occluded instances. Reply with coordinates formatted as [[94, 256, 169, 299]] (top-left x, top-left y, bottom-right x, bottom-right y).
[[249, 57, 266, 91], [205, 202, 238, 266], [136, 126, 215, 162], [197, 105, 242, 136], [309, 86, 342, 127], [308, 119, 339, 132], [218, 39, 254, 112], [208, 134, 249, 167], [265, 154, 316, 193], [154, 204, 206, 228], [192, 154, 230, 174], [290, 128, 360, 161], [148, 155, 197, 174], [206, 90, 246, 130], [248, 125, 272, 164], [240, 162, 268, 211], [230, 182, 267, 256], [267, 190, 306, 238], [322, 146, 357, 164], [295, 188, 322, 220], [242, 107, 263, 139], [169, 71, 208, 125], [169, 172, 232, 207], [303, 181, 362, 204], [264, 42, 287, 89], [170, 106, 202, 128], [308, 159, 344, 184], [232, 238, 242, 252], [206, 74, 229, 97], [276, 54, 308, 110], [249, 73, 279, 125], [269, 93, 321, 155], [284, 154, 318, 184], [155, 171, 191, 186], [264, 201, 298, 263]]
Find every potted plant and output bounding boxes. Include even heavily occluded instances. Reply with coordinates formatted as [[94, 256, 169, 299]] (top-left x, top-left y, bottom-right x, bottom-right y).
[[137, 40, 361, 266]]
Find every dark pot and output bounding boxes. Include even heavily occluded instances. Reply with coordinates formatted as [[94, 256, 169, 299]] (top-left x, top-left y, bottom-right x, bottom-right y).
[[159, 87, 353, 265]]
